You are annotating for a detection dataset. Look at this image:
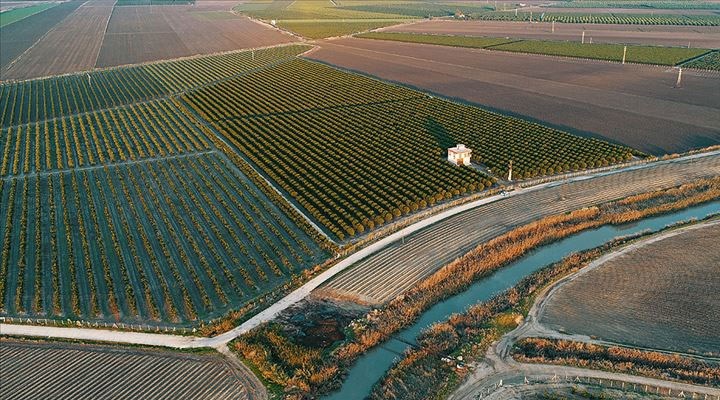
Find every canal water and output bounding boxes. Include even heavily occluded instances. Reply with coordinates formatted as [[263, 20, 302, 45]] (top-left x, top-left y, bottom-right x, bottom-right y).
[[324, 201, 720, 400]]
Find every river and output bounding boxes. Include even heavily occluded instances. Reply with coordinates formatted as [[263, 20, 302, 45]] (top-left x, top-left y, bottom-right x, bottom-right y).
[[324, 201, 720, 400]]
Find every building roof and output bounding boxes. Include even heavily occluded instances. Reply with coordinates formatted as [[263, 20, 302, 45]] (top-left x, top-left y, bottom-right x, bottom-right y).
[[448, 144, 471, 154]]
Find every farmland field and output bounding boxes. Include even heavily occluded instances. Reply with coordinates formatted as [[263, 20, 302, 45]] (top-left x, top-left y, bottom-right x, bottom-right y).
[[0, 0, 84, 77], [0, 44, 310, 128], [2, 0, 116, 80], [0, 94, 327, 325], [684, 50, 720, 70], [358, 32, 710, 65], [540, 222, 720, 356], [0, 2, 58, 27], [474, 11, 720, 25], [0, 339, 253, 399], [183, 58, 634, 240], [96, 5, 296, 68], [382, 20, 720, 48], [306, 38, 720, 155]]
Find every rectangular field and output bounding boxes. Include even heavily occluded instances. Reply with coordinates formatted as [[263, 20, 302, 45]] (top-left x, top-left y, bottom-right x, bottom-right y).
[[359, 32, 709, 65], [183, 58, 634, 240], [540, 222, 720, 356], [0, 0, 84, 78], [96, 5, 297, 68], [307, 38, 720, 155], [0, 98, 327, 325], [382, 20, 720, 48], [0, 44, 310, 128], [0, 2, 58, 27], [2, 0, 115, 80]]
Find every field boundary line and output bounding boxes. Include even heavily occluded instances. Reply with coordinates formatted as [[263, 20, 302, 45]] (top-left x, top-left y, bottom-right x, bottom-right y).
[[92, 0, 118, 69], [175, 98, 336, 244], [0, 149, 216, 182]]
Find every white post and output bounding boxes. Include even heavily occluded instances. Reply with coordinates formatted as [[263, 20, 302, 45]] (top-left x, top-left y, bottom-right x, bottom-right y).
[[581, 30, 585, 44], [529, 11, 532, 22], [515, 8, 518, 16], [622, 45, 627, 64], [552, 20, 555, 33], [507, 160, 513, 182], [675, 67, 683, 87], [252, 50, 255, 61]]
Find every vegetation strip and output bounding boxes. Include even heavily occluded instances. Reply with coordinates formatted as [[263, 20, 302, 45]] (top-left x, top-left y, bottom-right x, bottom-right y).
[[357, 32, 711, 66], [230, 177, 720, 398]]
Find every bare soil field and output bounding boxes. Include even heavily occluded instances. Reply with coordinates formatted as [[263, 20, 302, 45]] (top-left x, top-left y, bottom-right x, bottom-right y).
[[540, 223, 720, 356], [96, 5, 296, 67], [0, 0, 84, 79], [383, 20, 720, 48], [3, 0, 115, 80], [0, 339, 253, 399], [307, 38, 720, 155]]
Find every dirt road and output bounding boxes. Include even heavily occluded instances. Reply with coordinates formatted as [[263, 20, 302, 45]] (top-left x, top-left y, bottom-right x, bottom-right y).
[[2, 150, 718, 348]]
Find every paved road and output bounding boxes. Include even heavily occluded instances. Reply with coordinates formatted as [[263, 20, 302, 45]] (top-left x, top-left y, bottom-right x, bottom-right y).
[[320, 151, 720, 304], [1, 151, 719, 348]]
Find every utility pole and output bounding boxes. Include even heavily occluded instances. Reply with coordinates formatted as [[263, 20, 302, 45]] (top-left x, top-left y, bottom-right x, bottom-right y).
[[581, 30, 585, 44], [551, 20, 555, 33], [675, 67, 683, 88], [507, 160, 513, 182], [622, 45, 627, 64]]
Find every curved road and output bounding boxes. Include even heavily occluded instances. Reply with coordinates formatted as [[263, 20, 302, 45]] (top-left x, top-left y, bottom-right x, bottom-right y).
[[1, 151, 720, 349]]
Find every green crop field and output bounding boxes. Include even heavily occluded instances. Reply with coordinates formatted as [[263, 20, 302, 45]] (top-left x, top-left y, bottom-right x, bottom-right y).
[[491, 40, 709, 65], [0, 49, 329, 325], [183, 58, 635, 240], [358, 32, 709, 66], [544, 1, 720, 9], [114, 0, 194, 5], [0, 3, 58, 27], [338, 2, 494, 18], [356, 32, 515, 49], [278, 20, 407, 39], [683, 50, 720, 70], [0, 45, 310, 128], [474, 11, 720, 25]]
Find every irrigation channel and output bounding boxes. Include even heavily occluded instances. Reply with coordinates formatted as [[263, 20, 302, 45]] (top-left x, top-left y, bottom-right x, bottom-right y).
[[324, 201, 720, 400]]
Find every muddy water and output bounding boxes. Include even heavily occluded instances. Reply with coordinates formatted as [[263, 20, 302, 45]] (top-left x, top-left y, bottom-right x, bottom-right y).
[[324, 201, 720, 400]]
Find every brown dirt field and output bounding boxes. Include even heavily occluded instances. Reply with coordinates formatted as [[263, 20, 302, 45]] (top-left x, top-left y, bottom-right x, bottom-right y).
[[540, 223, 720, 356], [306, 38, 720, 155], [96, 5, 297, 68], [383, 20, 720, 48], [3, 0, 115, 80]]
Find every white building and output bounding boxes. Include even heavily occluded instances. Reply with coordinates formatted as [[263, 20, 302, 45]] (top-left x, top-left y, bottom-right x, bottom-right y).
[[448, 144, 472, 166]]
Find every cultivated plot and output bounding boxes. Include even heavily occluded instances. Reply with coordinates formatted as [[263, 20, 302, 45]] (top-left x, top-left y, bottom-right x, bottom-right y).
[[0, 339, 251, 399], [382, 20, 720, 48], [184, 58, 634, 240], [0, 98, 327, 325], [96, 5, 296, 67], [0, 44, 310, 128], [3, 0, 116, 80], [307, 38, 720, 155], [0, 0, 84, 78], [540, 222, 720, 356]]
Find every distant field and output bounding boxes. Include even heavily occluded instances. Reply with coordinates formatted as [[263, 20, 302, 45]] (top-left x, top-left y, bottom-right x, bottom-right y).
[[0, 0, 84, 78], [0, 45, 309, 128], [684, 50, 720, 70], [543, 1, 720, 9], [474, 11, 720, 25], [383, 20, 720, 48], [278, 19, 407, 39], [96, 5, 295, 68], [2, 0, 115, 80], [0, 2, 57, 27], [183, 58, 634, 240], [358, 32, 709, 65], [540, 222, 720, 356], [0, 340, 250, 399]]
